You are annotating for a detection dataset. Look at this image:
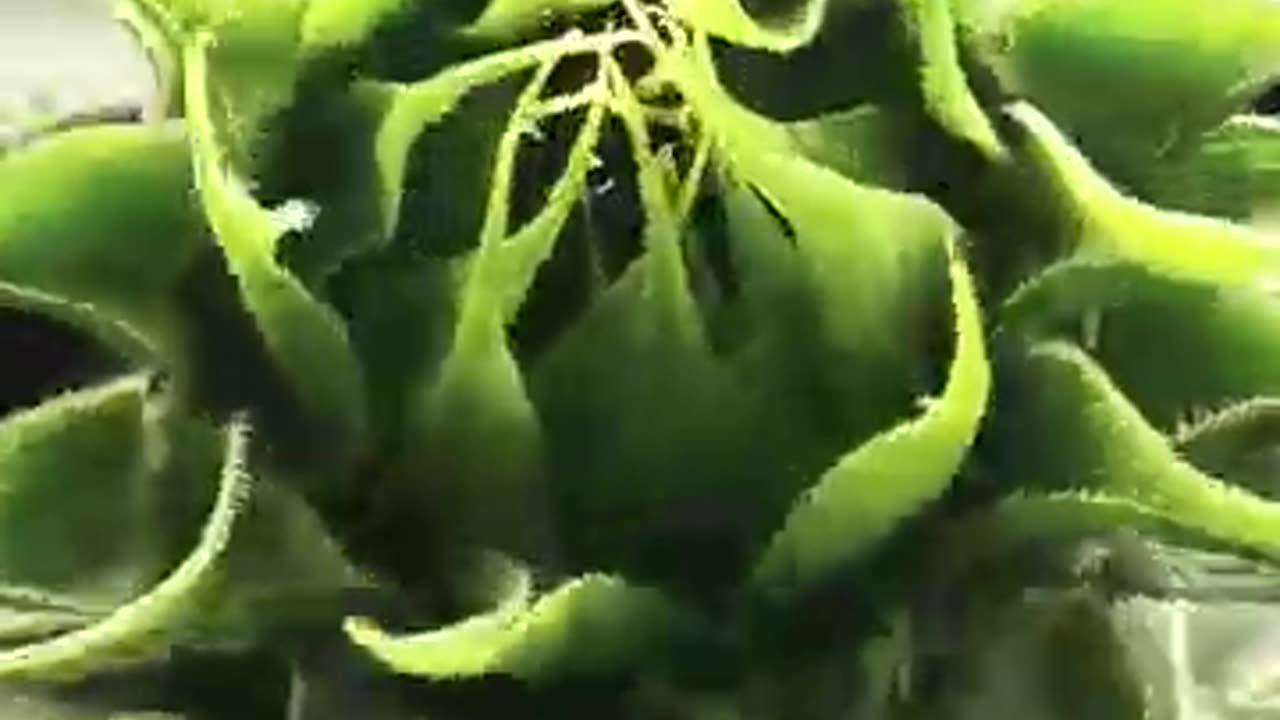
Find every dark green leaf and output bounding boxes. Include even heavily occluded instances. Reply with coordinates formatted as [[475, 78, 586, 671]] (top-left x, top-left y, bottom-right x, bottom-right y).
[[0, 413, 252, 681], [0, 124, 203, 365], [1093, 283, 1280, 432], [784, 104, 912, 188], [0, 378, 155, 605]]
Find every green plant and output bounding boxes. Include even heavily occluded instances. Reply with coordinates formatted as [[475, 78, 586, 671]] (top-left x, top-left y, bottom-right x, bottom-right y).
[[3, 0, 1280, 716]]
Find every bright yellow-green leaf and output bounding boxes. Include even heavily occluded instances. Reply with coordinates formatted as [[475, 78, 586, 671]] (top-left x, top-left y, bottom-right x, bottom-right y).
[[370, 30, 638, 242], [751, 216, 989, 600], [120, 0, 307, 167], [1006, 341, 1280, 562], [301, 0, 414, 54], [999, 257, 1163, 336], [345, 561, 683, 682], [0, 124, 203, 365], [345, 552, 531, 678], [897, 0, 1004, 161], [184, 34, 368, 457], [666, 0, 829, 53], [1001, 257, 1280, 463], [463, 0, 617, 38], [662, 35, 798, 162], [159, 418, 365, 651], [745, 154, 952, 363], [718, 168, 938, 442], [1006, 101, 1280, 289]]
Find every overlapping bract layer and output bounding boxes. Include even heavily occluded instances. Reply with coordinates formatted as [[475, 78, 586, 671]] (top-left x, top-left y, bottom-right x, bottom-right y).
[[1, 0, 1279, 715]]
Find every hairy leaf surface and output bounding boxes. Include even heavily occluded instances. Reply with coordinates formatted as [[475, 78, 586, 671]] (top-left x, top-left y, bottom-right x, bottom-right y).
[[184, 34, 368, 458], [0, 124, 202, 364]]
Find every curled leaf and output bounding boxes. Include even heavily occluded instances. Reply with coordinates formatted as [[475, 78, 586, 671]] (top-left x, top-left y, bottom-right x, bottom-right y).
[[752, 219, 989, 600], [300, 0, 416, 55], [345, 567, 684, 682], [959, 0, 1280, 176], [1175, 397, 1280, 494], [998, 253, 1280, 447], [0, 123, 202, 365], [0, 377, 152, 602], [1005, 340, 1280, 562], [976, 490, 1195, 566], [345, 552, 531, 679], [264, 81, 396, 283], [170, 445, 366, 649], [122, 0, 308, 166], [184, 33, 368, 456], [999, 257, 1165, 336], [1005, 101, 1280, 288], [666, 0, 830, 53], [0, 414, 253, 681], [897, 0, 1004, 160]]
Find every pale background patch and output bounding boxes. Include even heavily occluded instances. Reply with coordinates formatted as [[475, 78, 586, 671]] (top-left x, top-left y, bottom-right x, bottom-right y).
[[0, 0, 154, 143]]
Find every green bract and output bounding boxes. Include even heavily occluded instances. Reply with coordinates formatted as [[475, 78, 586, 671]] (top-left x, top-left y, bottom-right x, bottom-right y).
[[2, 0, 1280, 716]]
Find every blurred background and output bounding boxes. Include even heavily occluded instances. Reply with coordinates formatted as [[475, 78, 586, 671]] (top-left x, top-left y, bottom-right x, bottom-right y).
[[0, 0, 154, 146]]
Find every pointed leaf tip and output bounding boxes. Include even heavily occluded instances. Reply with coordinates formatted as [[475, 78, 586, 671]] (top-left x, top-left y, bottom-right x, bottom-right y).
[[752, 227, 990, 600]]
